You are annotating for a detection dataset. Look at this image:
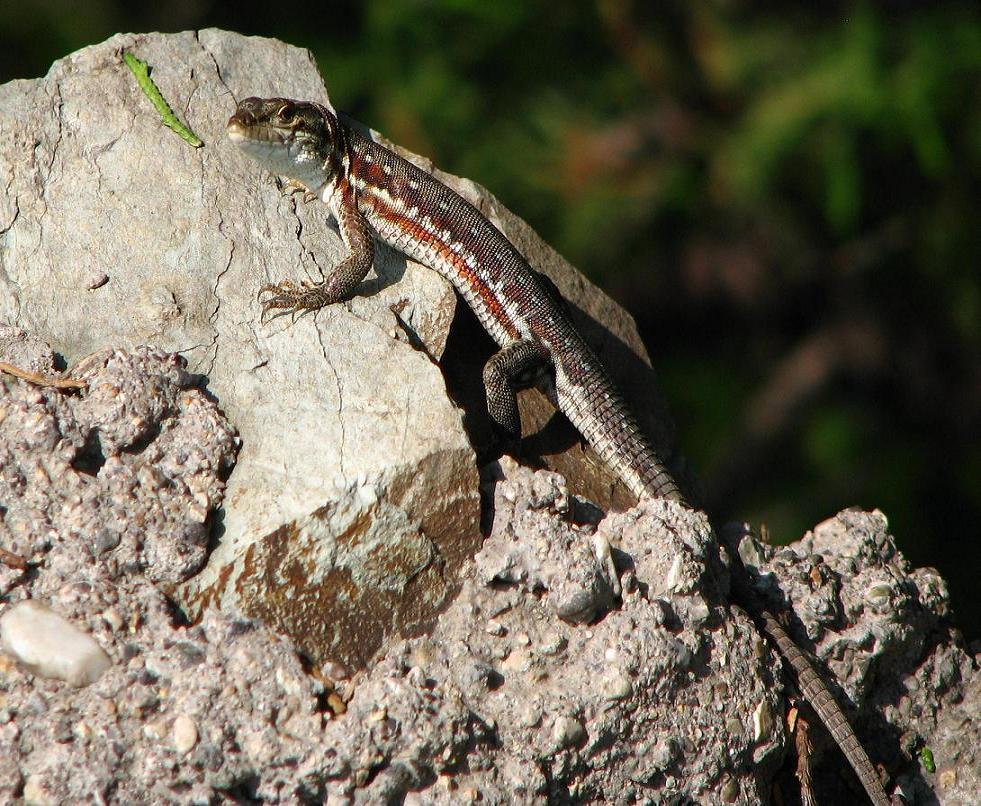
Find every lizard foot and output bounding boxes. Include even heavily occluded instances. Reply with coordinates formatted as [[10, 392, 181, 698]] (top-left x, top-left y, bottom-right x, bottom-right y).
[[258, 279, 328, 322]]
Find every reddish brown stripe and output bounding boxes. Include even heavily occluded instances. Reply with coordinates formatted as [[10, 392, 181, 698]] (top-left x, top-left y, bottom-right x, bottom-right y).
[[350, 153, 392, 193], [365, 193, 521, 339], [350, 151, 461, 241]]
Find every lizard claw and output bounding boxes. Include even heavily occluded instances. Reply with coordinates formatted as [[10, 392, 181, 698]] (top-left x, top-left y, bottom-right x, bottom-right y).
[[258, 279, 327, 323], [276, 178, 316, 203]]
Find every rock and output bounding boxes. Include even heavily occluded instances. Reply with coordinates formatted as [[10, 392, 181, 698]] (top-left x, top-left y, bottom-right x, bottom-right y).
[[171, 714, 198, 755], [0, 345, 238, 588], [730, 508, 979, 804], [0, 25, 688, 666], [474, 460, 613, 623], [0, 29, 485, 670], [0, 29, 970, 806], [0, 326, 58, 376], [551, 715, 586, 749], [0, 601, 111, 686], [0, 359, 970, 804]]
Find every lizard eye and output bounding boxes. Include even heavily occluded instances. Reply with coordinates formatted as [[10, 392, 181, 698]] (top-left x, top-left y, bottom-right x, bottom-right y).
[[274, 103, 300, 126], [275, 105, 308, 131]]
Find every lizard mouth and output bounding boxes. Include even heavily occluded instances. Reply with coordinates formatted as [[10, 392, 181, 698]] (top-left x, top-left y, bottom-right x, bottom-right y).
[[225, 117, 249, 144], [226, 116, 288, 146]]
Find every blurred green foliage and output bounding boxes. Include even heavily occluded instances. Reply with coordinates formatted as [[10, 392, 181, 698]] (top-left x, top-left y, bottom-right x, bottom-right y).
[[3, 1, 980, 634]]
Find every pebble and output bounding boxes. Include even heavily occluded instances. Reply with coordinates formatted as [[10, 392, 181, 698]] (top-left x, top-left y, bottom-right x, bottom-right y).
[[551, 715, 585, 749], [737, 535, 765, 568], [518, 704, 542, 728], [101, 608, 123, 632], [721, 775, 740, 802], [321, 660, 349, 681], [85, 270, 110, 290], [649, 739, 678, 771], [172, 714, 198, 754], [753, 699, 774, 743], [484, 620, 506, 636], [22, 774, 55, 806], [538, 633, 566, 655], [0, 600, 111, 686], [602, 670, 633, 700]]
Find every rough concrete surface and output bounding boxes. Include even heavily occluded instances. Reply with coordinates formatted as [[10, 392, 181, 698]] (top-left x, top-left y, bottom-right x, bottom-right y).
[[737, 510, 980, 804], [0, 30, 976, 805], [0, 362, 973, 803]]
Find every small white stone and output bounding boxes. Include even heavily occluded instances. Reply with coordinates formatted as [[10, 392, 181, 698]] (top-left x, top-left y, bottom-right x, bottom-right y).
[[101, 608, 123, 632], [172, 714, 198, 755], [753, 699, 775, 743], [602, 671, 633, 700], [518, 704, 542, 728], [737, 534, 765, 568], [321, 660, 349, 681], [663, 555, 684, 591], [551, 715, 585, 749], [484, 620, 506, 637], [22, 774, 55, 806], [85, 270, 109, 290], [0, 600, 111, 686], [687, 599, 711, 626], [539, 633, 566, 655], [275, 665, 304, 699], [500, 647, 529, 673]]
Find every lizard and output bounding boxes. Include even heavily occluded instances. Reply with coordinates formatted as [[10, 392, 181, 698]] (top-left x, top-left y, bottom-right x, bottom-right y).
[[226, 96, 892, 805]]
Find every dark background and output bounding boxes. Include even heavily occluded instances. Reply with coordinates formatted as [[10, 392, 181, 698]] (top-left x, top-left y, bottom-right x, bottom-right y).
[[3, 2, 979, 638]]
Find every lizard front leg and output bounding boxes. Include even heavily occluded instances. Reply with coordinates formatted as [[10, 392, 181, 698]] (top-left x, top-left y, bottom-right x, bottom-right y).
[[260, 185, 375, 320]]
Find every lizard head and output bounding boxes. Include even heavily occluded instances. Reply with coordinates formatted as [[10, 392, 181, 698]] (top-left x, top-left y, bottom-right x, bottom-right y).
[[227, 97, 342, 194]]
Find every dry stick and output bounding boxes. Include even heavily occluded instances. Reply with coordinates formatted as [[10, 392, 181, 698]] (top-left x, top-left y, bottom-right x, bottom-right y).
[[0, 361, 85, 390]]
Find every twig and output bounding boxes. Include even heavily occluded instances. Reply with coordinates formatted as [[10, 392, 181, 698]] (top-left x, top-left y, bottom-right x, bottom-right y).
[[0, 361, 86, 390]]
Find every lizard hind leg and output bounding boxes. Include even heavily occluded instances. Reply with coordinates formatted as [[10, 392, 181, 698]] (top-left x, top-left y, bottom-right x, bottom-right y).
[[482, 339, 553, 445]]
